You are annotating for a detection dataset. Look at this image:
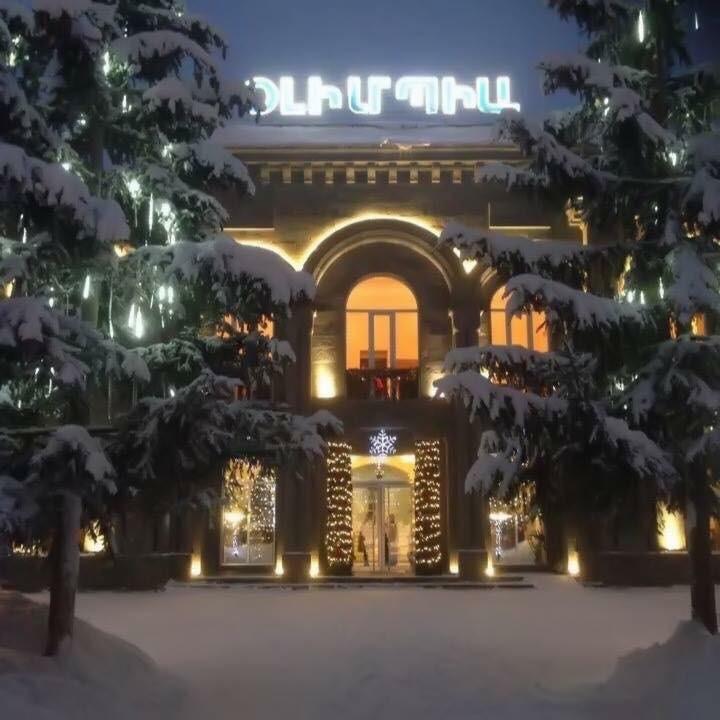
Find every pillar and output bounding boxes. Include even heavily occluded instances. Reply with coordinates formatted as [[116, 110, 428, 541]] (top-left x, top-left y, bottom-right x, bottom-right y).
[[450, 302, 488, 579]]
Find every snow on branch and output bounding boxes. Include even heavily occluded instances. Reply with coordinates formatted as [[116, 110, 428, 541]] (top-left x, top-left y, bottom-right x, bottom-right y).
[[236, 407, 343, 459], [665, 242, 720, 323], [687, 427, 720, 465], [498, 113, 613, 184], [504, 273, 646, 331], [0, 69, 58, 154], [540, 54, 649, 96], [167, 140, 253, 191], [592, 416, 678, 490], [29, 424, 116, 495], [127, 235, 315, 308], [440, 221, 600, 284], [465, 430, 523, 494], [0, 297, 149, 386], [111, 30, 218, 75], [624, 336, 720, 424], [113, 372, 341, 487], [443, 344, 596, 392], [434, 370, 566, 429], [0, 141, 129, 243], [143, 77, 220, 123], [684, 168, 720, 230]]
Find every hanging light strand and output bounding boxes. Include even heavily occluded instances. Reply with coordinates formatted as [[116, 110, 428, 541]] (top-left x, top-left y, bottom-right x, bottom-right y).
[[413, 440, 442, 570], [325, 442, 353, 572]]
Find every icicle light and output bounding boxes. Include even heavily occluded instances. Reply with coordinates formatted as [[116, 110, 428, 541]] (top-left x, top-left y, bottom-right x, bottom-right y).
[[413, 440, 442, 571], [637, 10, 645, 43], [82, 274, 91, 300], [325, 441, 353, 572]]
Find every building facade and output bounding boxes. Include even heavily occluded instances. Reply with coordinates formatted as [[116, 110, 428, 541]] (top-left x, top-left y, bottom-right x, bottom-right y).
[[185, 123, 596, 580]]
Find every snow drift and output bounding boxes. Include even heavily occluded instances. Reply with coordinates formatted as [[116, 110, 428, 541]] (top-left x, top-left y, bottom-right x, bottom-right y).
[[0, 591, 187, 720]]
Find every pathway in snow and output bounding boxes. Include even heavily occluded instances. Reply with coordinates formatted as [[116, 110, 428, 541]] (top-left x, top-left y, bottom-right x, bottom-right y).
[[72, 575, 713, 719]]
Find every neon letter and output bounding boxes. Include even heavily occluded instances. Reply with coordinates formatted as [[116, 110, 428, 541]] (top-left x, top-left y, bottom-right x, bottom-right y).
[[253, 76, 279, 115], [476, 76, 521, 114], [279, 76, 307, 116], [347, 76, 391, 115], [307, 76, 343, 115], [441, 76, 477, 115], [395, 76, 440, 114]]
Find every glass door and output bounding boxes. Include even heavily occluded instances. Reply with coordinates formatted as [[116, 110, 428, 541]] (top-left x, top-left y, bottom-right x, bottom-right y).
[[352, 484, 414, 574], [352, 487, 380, 572], [383, 486, 414, 573]]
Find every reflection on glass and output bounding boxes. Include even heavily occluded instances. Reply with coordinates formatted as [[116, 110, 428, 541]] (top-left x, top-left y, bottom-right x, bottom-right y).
[[351, 485, 414, 574], [222, 460, 276, 565]]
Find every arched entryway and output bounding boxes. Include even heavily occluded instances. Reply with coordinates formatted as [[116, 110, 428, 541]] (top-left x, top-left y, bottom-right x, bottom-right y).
[[304, 219, 457, 400]]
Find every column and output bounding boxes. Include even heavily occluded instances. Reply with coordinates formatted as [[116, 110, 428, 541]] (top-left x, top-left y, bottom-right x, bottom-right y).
[[450, 302, 488, 580]]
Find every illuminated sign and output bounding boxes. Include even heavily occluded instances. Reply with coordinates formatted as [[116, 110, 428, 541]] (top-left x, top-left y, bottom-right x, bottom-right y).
[[251, 75, 521, 116]]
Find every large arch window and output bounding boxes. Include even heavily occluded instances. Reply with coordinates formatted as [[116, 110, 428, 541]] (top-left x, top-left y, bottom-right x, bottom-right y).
[[490, 285, 549, 351], [346, 276, 419, 369], [346, 276, 419, 399]]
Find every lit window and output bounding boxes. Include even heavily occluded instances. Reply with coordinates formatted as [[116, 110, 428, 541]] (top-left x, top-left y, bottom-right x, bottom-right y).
[[489, 284, 548, 351], [346, 276, 418, 369], [222, 459, 276, 566]]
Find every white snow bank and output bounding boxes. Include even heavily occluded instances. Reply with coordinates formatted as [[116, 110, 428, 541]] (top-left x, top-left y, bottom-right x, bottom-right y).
[[0, 591, 188, 720], [573, 620, 720, 719], [67, 579, 719, 720]]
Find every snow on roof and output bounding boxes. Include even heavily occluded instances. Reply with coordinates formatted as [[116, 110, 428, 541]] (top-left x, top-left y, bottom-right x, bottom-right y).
[[213, 120, 500, 149]]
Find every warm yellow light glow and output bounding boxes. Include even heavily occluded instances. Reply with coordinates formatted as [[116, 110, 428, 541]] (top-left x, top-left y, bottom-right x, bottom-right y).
[[490, 284, 548, 351], [4, 281, 14, 298], [567, 550, 580, 577], [310, 556, 320, 578], [190, 555, 202, 578], [658, 504, 686, 551], [223, 510, 246, 525], [489, 510, 513, 523], [113, 242, 132, 258], [231, 212, 441, 271], [314, 365, 337, 399], [449, 552, 459, 575], [274, 558, 285, 576], [451, 247, 478, 274], [345, 275, 419, 372], [485, 558, 495, 577], [82, 522, 105, 553]]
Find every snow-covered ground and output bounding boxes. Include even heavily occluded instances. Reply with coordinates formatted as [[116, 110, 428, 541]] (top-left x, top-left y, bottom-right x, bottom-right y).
[[2, 575, 719, 719]]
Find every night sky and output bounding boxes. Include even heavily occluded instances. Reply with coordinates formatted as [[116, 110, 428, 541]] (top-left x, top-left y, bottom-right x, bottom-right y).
[[187, 0, 587, 118]]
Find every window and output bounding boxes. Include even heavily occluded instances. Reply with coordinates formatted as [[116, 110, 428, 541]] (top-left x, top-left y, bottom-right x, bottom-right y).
[[221, 459, 276, 565], [489, 285, 549, 351], [346, 276, 419, 370]]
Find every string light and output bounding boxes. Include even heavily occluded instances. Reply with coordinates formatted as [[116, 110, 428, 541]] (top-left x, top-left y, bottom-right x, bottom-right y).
[[413, 440, 442, 571], [325, 442, 353, 572]]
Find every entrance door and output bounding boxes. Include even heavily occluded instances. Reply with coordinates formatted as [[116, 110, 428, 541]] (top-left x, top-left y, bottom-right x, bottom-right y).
[[352, 484, 413, 574]]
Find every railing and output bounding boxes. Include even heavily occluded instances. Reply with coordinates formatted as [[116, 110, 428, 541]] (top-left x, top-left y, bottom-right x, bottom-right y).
[[346, 368, 419, 400]]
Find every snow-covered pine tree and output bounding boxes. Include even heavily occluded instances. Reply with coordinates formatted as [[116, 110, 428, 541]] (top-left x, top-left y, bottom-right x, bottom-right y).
[[439, 1, 720, 632], [1, 1, 331, 653], [0, 1, 150, 654]]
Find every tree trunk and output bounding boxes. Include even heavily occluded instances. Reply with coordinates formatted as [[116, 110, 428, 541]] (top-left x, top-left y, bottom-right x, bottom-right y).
[[689, 488, 718, 635], [45, 493, 82, 656]]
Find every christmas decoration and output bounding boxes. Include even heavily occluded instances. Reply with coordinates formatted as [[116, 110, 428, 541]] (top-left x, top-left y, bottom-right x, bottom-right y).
[[413, 440, 442, 572], [369, 428, 397, 480], [324, 441, 353, 573], [223, 459, 276, 565]]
